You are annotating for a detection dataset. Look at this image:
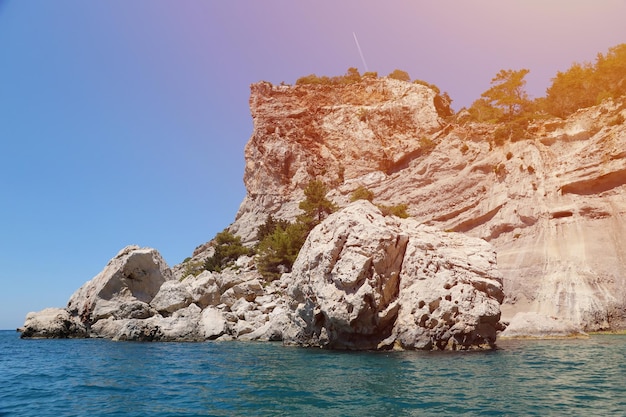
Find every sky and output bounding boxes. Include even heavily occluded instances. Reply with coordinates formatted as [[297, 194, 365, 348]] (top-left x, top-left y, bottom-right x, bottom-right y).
[[1, 1, 625, 330]]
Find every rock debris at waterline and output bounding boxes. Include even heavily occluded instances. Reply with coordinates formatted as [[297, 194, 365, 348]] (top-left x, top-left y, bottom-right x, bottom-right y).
[[20, 202, 505, 350]]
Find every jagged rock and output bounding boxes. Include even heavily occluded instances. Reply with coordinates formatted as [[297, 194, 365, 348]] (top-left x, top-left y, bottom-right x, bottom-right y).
[[19, 308, 87, 339], [199, 307, 228, 339], [150, 280, 192, 314], [67, 245, 174, 324], [231, 78, 445, 243], [147, 303, 203, 341], [230, 298, 254, 319], [110, 319, 163, 342], [110, 304, 204, 342], [90, 317, 124, 339], [499, 312, 587, 338], [24, 78, 626, 342], [241, 305, 290, 342], [233, 320, 256, 337], [186, 271, 221, 308], [283, 201, 504, 350], [219, 277, 264, 307]]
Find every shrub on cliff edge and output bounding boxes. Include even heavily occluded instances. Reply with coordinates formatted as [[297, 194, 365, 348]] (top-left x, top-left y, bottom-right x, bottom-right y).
[[203, 230, 253, 272]]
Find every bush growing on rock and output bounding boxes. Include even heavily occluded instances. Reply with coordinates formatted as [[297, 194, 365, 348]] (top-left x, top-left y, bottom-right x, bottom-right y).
[[181, 259, 204, 278], [296, 68, 363, 86], [350, 186, 374, 202], [545, 44, 626, 118], [256, 179, 337, 281], [377, 203, 409, 218], [203, 230, 253, 272], [256, 221, 308, 282], [388, 69, 411, 82], [256, 214, 290, 242], [413, 79, 441, 94]]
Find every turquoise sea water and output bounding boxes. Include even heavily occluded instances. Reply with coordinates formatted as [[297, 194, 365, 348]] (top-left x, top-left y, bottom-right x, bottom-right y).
[[1, 330, 625, 416]]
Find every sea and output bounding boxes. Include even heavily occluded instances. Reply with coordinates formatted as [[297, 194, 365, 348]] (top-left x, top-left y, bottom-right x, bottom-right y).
[[0, 330, 625, 416]]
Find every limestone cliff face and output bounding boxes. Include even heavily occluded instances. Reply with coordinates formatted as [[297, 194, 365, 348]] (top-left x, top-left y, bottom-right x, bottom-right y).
[[231, 77, 626, 331], [231, 78, 445, 241]]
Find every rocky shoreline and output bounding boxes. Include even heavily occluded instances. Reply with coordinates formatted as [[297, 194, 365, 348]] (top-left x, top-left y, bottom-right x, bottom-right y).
[[20, 202, 508, 350]]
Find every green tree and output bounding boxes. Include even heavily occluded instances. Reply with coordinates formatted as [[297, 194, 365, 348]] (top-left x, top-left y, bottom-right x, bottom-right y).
[[388, 69, 411, 82], [256, 214, 290, 242], [545, 62, 596, 118], [203, 230, 253, 272], [467, 98, 503, 122], [594, 43, 626, 99], [543, 44, 626, 118], [256, 179, 337, 281], [343, 67, 361, 83], [480, 69, 531, 119], [256, 221, 308, 281], [298, 179, 337, 226]]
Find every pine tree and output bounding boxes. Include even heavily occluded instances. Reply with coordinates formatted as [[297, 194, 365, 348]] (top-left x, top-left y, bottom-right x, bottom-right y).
[[480, 69, 531, 119], [298, 179, 337, 226]]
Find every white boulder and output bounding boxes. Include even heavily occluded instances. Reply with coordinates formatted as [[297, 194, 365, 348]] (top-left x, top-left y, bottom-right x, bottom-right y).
[[284, 201, 504, 350]]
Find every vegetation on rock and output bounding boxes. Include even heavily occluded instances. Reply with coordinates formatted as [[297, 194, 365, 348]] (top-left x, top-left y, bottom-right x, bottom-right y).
[[297, 179, 338, 227], [296, 67, 364, 86], [464, 43, 626, 143], [388, 69, 411, 82], [350, 186, 374, 202], [377, 203, 409, 218], [458, 43, 626, 148], [203, 230, 253, 273], [256, 180, 337, 281], [545, 44, 626, 118]]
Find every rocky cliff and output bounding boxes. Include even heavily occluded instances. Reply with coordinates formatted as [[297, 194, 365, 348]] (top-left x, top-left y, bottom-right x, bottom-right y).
[[229, 77, 626, 332], [21, 76, 626, 343]]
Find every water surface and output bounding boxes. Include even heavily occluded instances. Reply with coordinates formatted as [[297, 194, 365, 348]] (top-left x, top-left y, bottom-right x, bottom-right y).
[[1, 331, 624, 416]]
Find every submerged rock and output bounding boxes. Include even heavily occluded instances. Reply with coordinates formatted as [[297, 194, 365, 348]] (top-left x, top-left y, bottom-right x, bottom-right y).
[[283, 201, 504, 350]]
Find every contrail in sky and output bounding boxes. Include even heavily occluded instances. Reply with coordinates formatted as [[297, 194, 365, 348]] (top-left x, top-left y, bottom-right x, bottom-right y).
[[352, 32, 369, 72]]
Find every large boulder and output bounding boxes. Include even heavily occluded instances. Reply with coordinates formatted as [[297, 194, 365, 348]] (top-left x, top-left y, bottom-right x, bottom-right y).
[[67, 245, 173, 325], [19, 308, 87, 339], [150, 280, 192, 314], [283, 201, 504, 350]]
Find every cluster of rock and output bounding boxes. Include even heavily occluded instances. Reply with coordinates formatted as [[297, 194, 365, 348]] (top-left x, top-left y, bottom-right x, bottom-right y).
[[21, 202, 505, 350], [21, 245, 287, 342]]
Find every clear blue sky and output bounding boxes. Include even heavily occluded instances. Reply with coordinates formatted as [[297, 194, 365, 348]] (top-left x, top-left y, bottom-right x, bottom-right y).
[[1, 1, 625, 330]]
